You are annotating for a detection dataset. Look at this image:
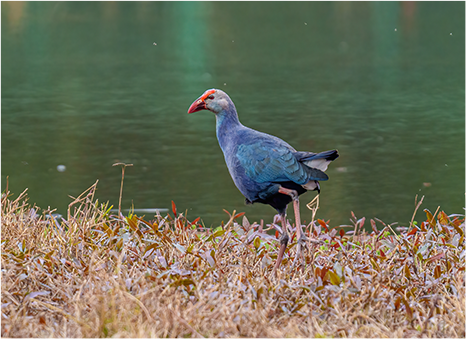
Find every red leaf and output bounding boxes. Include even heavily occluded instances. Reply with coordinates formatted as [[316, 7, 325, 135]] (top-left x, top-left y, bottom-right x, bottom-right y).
[[424, 209, 435, 227], [379, 248, 386, 257], [437, 211, 450, 225], [339, 229, 345, 237], [275, 230, 279, 239], [317, 219, 329, 232], [394, 297, 401, 310], [192, 217, 200, 224], [223, 209, 232, 218], [315, 267, 321, 278], [407, 227, 417, 236], [233, 212, 245, 220], [371, 219, 377, 233], [425, 252, 445, 265], [358, 217, 366, 229], [321, 266, 330, 279], [331, 242, 341, 249], [171, 201, 177, 217], [420, 221, 427, 231], [452, 217, 465, 227]]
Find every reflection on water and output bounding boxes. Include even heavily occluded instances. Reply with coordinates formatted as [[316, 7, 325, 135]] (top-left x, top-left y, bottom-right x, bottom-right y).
[[2, 0, 26, 31], [2, 2, 464, 228]]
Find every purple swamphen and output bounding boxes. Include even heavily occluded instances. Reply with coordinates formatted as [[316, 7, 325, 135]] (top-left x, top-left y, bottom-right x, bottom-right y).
[[188, 89, 339, 275]]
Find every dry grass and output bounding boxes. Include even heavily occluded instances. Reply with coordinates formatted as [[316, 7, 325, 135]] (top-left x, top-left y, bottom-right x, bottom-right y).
[[1, 181, 465, 338]]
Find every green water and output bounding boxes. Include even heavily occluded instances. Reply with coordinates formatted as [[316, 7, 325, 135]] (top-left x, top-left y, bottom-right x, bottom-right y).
[[2, 2, 464, 228]]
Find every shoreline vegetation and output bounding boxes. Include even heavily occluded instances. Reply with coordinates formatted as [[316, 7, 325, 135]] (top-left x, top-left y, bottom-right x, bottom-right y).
[[1, 181, 465, 338]]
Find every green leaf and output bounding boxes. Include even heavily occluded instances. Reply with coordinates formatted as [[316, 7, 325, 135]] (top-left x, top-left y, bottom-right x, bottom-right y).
[[254, 237, 261, 249], [212, 229, 225, 238], [328, 270, 340, 285]]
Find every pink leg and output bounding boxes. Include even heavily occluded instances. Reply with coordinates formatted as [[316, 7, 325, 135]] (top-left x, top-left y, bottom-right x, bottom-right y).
[[272, 214, 289, 276], [277, 187, 308, 271], [278, 187, 303, 239]]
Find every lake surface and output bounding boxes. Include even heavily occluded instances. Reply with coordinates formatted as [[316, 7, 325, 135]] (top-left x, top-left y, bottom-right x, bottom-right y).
[[2, 2, 464, 228]]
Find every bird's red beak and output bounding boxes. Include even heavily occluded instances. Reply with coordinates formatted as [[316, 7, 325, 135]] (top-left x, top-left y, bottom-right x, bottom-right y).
[[187, 98, 206, 114], [187, 89, 216, 113]]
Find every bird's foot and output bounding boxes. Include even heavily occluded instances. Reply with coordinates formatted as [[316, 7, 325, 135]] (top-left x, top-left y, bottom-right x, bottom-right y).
[[298, 229, 325, 246], [292, 234, 307, 270], [297, 233, 309, 244], [272, 232, 289, 277], [280, 232, 289, 246]]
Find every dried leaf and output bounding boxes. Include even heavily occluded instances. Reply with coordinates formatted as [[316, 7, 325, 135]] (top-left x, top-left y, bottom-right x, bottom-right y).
[[437, 211, 450, 225], [402, 297, 413, 321], [370, 258, 380, 272], [173, 243, 186, 254], [404, 264, 411, 279], [24, 291, 50, 302], [424, 209, 435, 227], [425, 252, 445, 265]]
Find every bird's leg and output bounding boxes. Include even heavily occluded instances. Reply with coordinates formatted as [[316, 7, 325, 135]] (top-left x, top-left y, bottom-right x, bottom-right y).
[[277, 187, 305, 239], [291, 197, 308, 269], [293, 197, 309, 243], [272, 213, 289, 277], [278, 187, 307, 270]]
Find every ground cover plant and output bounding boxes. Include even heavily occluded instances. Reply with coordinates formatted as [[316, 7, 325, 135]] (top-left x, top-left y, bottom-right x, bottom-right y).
[[1, 181, 465, 338]]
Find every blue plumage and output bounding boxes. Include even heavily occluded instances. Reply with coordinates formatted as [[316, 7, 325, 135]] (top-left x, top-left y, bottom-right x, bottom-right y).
[[188, 89, 339, 274], [188, 89, 339, 216]]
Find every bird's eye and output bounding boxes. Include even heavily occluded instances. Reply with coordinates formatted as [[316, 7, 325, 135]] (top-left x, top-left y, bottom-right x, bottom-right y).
[[208, 94, 215, 100]]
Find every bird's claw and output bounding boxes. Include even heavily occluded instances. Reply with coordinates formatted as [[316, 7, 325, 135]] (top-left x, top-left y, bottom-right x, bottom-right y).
[[291, 234, 322, 270], [297, 233, 308, 244], [300, 235, 324, 250], [307, 238, 324, 245]]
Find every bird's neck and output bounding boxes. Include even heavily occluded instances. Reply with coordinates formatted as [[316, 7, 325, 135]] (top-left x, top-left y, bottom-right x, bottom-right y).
[[215, 108, 242, 152]]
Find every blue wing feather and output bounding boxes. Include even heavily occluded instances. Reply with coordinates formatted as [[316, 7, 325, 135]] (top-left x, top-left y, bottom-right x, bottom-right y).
[[237, 140, 328, 185]]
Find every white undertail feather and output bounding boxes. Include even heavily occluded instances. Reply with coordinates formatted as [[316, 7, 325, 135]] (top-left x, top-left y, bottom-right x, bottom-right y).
[[302, 159, 330, 191], [303, 180, 320, 191], [303, 159, 331, 172]]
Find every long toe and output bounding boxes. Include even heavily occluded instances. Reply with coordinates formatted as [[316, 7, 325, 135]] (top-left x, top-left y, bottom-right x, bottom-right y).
[[292, 237, 306, 269], [298, 233, 309, 244]]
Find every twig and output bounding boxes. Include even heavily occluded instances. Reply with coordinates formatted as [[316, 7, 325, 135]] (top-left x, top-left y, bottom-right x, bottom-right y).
[[409, 195, 425, 229], [113, 162, 133, 217], [30, 298, 92, 329], [169, 308, 204, 338], [306, 194, 320, 236]]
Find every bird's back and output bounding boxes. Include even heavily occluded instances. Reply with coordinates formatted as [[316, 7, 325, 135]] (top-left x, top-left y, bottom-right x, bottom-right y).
[[219, 125, 331, 203]]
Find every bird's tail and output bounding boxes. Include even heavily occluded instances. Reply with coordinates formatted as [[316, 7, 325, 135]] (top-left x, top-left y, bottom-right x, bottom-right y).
[[295, 149, 339, 172]]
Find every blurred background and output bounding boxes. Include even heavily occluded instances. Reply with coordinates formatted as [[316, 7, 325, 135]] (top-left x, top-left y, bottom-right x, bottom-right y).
[[2, 1, 464, 228]]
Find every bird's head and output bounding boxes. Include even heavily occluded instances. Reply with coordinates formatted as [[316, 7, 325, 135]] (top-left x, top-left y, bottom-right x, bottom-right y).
[[187, 89, 232, 114]]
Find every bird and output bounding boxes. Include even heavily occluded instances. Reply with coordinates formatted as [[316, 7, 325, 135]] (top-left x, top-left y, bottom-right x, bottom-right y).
[[187, 89, 338, 275]]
